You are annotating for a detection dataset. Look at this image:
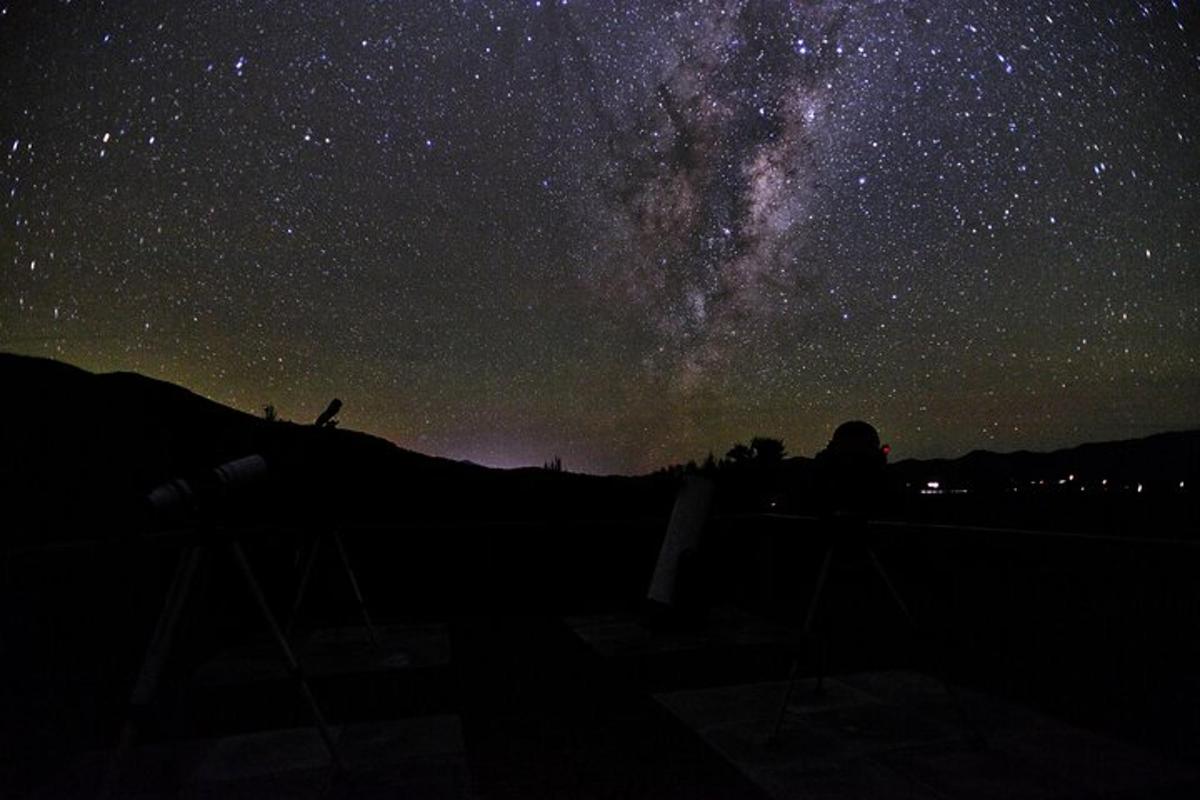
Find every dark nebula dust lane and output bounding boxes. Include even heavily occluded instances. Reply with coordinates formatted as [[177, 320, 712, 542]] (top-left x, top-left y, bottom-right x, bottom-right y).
[[2, 1, 1198, 473]]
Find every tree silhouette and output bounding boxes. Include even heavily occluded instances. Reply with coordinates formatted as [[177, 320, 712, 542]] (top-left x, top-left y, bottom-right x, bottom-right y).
[[725, 442, 754, 465], [722, 437, 786, 471], [750, 436, 786, 465]]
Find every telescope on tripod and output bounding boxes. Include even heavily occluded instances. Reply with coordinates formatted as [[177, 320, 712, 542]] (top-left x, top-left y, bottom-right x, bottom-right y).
[[768, 421, 980, 746], [103, 452, 379, 796]]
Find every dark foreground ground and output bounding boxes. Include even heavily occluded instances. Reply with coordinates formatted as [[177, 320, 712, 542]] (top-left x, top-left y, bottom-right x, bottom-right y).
[[2, 511, 1199, 798]]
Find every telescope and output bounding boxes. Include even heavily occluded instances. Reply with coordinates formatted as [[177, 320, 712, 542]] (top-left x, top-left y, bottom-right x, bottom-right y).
[[105, 450, 349, 791], [145, 454, 268, 520], [813, 421, 888, 522]]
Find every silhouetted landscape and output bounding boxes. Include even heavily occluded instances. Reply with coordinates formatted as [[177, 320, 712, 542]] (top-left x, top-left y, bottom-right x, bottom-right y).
[[2, 352, 1199, 798], [5, 352, 1196, 540]]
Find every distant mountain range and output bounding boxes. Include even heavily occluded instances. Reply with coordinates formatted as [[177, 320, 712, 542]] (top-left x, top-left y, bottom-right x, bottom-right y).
[[2, 352, 1196, 541], [888, 430, 1199, 495]]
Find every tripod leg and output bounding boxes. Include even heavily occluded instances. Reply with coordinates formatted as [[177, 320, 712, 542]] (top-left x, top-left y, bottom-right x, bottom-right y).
[[331, 530, 381, 649], [865, 545, 986, 749], [284, 534, 321, 642], [100, 545, 204, 800], [768, 541, 836, 743], [767, 658, 801, 744], [865, 545, 914, 627], [229, 541, 346, 772], [807, 542, 835, 694], [814, 634, 829, 695], [804, 542, 836, 635]]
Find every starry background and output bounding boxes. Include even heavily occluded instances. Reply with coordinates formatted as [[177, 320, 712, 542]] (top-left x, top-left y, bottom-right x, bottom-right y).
[[2, 0, 1198, 474]]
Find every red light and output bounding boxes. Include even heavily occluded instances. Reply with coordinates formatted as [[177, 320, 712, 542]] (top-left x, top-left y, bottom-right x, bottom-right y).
[[881, 443, 891, 456]]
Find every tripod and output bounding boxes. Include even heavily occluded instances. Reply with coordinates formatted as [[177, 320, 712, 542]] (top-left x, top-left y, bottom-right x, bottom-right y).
[[767, 521, 980, 746], [100, 526, 355, 799], [285, 527, 381, 649]]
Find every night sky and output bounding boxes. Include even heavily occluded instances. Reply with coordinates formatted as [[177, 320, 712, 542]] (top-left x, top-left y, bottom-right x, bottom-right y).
[[2, 1, 1198, 474]]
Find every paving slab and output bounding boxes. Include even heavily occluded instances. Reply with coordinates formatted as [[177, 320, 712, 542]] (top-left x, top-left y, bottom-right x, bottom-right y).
[[566, 607, 795, 658], [192, 623, 449, 685], [30, 716, 470, 800], [655, 674, 1200, 800], [567, 608, 1200, 798]]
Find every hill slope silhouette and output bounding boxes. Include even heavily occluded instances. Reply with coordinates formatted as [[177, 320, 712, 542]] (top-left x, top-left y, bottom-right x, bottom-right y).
[[0, 352, 671, 544]]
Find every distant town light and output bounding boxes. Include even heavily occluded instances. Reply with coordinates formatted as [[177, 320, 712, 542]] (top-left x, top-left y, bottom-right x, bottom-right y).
[[927, 481, 940, 490]]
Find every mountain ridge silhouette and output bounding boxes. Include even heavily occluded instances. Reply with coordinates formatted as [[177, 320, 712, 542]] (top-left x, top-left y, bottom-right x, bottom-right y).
[[0, 352, 671, 542], [3, 352, 1196, 542]]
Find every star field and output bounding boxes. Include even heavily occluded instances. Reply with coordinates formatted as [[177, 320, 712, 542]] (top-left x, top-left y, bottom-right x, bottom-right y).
[[2, 1, 1198, 473]]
